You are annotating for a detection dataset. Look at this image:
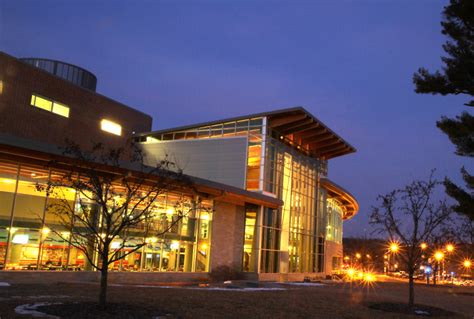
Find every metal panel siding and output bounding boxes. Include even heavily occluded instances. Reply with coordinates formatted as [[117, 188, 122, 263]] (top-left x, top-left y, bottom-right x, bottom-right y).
[[141, 137, 248, 189]]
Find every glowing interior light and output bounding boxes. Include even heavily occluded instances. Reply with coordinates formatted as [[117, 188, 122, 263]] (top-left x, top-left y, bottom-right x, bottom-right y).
[[32, 95, 52, 111], [111, 241, 121, 249], [12, 234, 29, 244], [60, 231, 70, 238], [101, 119, 122, 136], [0, 178, 15, 184], [170, 241, 179, 250], [52, 102, 70, 118], [166, 208, 174, 215], [145, 237, 158, 244]]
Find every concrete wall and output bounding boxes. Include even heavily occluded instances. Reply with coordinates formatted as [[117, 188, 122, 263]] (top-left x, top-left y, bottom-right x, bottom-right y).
[[141, 137, 248, 189], [0, 52, 152, 150], [210, 201, 246, 271]]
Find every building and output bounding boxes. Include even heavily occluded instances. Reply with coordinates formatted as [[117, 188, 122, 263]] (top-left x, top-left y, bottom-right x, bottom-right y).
[[0, 51, 358, 282], [136, 108, 358, 280]]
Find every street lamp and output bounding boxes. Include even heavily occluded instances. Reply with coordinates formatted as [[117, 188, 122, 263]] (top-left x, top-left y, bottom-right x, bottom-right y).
[[463, 259, 472, 269], [355, 253, 361, 259], [446, 244, 454, 253], [434, 251, 444, 262], [420, 243, 427, 250], [390, 243, 399, 253], [434, 251, 444, 283]]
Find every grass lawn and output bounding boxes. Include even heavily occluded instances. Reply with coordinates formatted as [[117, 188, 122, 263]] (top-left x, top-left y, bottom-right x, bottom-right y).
[[0, 278, 472, 318]]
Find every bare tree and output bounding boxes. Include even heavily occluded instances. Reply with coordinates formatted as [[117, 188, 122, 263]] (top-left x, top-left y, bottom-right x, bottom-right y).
[[370, 171, 452, 308], [38, 141, 209, 309]]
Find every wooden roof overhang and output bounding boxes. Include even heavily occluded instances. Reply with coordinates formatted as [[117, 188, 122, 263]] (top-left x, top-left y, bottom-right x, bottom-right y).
[[321, 178, 359, 220], [266, 108, 356, 160], [137, 107, 356, 160], [0, 136, 282, 209]]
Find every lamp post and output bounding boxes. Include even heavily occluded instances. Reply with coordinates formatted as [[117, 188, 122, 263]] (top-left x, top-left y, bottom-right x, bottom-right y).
[[444, 244, 455, 281], [388, 242, 399, 273], [462, 259, 472, 279], [434, 250, 444, 284]]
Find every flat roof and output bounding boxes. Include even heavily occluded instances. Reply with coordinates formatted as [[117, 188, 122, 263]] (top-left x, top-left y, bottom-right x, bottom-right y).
[[137, 107, 356, 159]]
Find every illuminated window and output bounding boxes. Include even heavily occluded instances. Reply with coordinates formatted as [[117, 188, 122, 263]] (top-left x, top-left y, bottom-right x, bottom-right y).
[[101, 119, 122, 136], [30, 94, 69, 118], [52, 102, 70, 118]]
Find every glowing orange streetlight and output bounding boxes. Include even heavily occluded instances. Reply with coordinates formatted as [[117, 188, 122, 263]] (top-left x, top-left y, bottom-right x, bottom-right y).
[[420, 243, 427, 250], [390, 243, 399, 253], [446, 244, 454, 253], [355, 253, 361, 259], [463, 259, 472, 269], [434, 251, 444, 262]]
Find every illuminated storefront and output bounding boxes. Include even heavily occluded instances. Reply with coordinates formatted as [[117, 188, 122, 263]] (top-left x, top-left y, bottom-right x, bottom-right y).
[[0, 160, 213, 272]]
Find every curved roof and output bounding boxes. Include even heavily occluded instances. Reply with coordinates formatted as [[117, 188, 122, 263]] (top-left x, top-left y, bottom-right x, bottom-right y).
[[321, 178, 359, 220]]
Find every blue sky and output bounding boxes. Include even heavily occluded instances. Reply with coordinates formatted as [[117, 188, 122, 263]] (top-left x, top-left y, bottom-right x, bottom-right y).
[[1, 0, 470, 237]]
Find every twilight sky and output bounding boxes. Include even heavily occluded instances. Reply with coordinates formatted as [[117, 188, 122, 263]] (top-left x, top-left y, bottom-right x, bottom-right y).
[[1, 0, 470, 237]]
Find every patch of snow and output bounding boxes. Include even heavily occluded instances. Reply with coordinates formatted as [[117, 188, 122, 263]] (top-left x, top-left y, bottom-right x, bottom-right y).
[[11, 295, 70, 299], [15, 302, 62, 318], [0, 282, 10, 287], [284, 282, 325, 287], [188, 287, 286, 291], [105, 283, 286, 291], [223, 280, 232, 284], [109, 283, 177, 289], [414, 310, 431, 316]]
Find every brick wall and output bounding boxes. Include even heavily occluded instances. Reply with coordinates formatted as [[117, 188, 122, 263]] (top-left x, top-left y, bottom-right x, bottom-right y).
[[0, 52, 152, 150], [210, 201, 245, 271]]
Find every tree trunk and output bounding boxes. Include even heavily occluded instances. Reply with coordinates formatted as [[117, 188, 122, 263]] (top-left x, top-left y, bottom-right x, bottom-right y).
[[433, 264, 437, 286], [408, 270, 415, 308], [99, 255, 109, 309]]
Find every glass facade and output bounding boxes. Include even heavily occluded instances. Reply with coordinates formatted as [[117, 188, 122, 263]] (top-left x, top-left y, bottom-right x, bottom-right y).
[[325, 198, 343, 244], [142, 116, 330, 274], [0, 160, 212, 272]]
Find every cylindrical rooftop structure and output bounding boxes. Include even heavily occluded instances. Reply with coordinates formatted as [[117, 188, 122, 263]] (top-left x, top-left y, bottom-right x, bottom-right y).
[[20, 58, 97, 91]]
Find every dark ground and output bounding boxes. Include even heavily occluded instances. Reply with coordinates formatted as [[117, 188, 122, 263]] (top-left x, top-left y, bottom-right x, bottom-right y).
[[0, 277, 472, 318]]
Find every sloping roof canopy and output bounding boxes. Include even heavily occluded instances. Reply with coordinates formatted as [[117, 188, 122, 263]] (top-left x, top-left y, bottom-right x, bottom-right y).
[[321, 178, 359, 220], [137, 107, 356, 160], [266, 107, 355, 159]]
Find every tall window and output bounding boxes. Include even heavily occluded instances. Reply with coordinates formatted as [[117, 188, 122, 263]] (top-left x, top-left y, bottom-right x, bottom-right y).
[[30, 94, 70, 118]]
